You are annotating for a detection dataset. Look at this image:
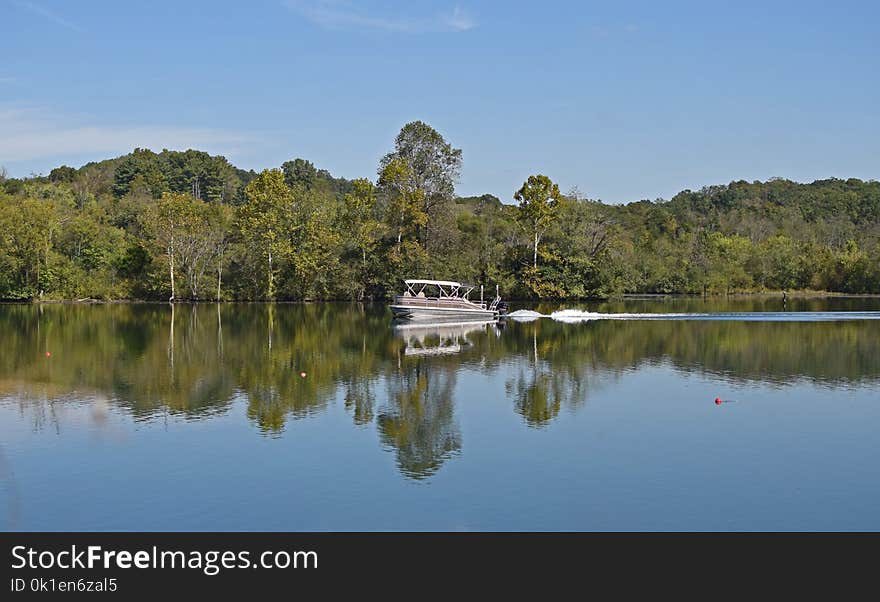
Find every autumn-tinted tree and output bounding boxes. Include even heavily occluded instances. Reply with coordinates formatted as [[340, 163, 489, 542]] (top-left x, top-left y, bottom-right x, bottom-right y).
[[378, 121, 462, 252], [515, 175, 563, 269]]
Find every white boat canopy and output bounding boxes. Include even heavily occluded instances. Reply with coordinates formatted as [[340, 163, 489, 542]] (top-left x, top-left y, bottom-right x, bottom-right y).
[[404, 279, 462, 287], [402, 279, 478, 299]]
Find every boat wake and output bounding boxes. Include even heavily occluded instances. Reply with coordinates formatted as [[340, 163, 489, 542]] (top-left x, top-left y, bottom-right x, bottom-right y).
[[506, 309, 880, 322], [504, 309, 545, 321]]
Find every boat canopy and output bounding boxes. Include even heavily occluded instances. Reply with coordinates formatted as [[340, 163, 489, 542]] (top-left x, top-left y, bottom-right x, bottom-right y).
[[404, 279, 461, 287], [402, 279, 478, 299]]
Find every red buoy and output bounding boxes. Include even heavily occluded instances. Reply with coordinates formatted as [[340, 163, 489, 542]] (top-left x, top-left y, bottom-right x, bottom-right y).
[[714, 397, 722, 405], [45, 351, 51, 358]]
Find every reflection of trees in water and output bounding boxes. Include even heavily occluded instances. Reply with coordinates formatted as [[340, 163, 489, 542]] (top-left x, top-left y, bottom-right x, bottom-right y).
[[377, 361, 461, 480], [3, 303, 880, 476], [3, 386, 64, 435], [237, 304, 357, 433], [343, 378, 375, 426], [341, 327, 390, 426], [505, 329, 598, 427], [508, 371, 561, 427], [117, 304, 237, 417], [495, 318, 880, 387], [557, 319, 880, 386], [0, 304, 396, 433], [0, 304, 237, 418]]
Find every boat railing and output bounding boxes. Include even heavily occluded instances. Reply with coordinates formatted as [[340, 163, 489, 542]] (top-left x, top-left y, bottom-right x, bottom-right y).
[[394, 295, 488, 310]]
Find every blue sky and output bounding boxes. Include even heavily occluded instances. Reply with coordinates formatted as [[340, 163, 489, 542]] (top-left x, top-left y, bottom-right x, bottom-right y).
[[2, 0, 878, 202]]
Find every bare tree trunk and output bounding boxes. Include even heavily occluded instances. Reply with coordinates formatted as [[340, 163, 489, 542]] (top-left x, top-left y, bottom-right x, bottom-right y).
[[362, 248, 367, 299], [533, 229, 539, 269], [267, 248, 273, 299], [189, 269, 198, 300]]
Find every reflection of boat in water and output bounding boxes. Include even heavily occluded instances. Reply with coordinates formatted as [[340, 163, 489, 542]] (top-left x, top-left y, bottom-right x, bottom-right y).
[[393, 319, 499, 356], [390, 279, 506, 321]]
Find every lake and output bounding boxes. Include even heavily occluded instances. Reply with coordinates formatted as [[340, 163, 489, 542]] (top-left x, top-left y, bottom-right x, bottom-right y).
[[1, 297, 879, 531]]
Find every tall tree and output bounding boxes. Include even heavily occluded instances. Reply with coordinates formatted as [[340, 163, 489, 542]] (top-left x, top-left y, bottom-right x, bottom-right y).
[[285, 183, 341, 299], [152, 192, 220, 301], [378, 121, 462, 252], [378, 158, 426, 249], [210, 204, 234, 301], [237, 169, 294, 299], [515, 175, 563, 268], [0, 197, 59, 297], [344, 178, 382, 298]]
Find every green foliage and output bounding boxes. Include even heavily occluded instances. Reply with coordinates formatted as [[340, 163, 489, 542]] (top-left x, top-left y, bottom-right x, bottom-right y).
[[514, 175, 564, 293], [113, 148, 168, 198], [49, 165, 77, 183], [147, 192, 229, 300], [2, 132, 880, 301], [378, 121, 462, 252], [112, 148, 243, 203], [281, 158, 352, 200], [343, 178, 383, 299], [237, 169, 295, 299], [378, 156, 427, 248], [282, 158, 317, 191], [0, 195, 59, 298]]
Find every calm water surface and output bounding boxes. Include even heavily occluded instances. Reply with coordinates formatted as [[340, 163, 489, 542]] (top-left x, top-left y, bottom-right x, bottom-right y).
[[1, 297, 879, 531]]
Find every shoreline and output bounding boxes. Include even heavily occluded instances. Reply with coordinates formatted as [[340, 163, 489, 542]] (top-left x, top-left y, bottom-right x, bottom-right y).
[[3, 291, 880, 305]]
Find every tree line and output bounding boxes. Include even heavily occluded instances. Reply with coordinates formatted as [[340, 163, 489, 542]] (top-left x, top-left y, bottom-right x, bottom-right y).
[[1, 121, 879, 301]]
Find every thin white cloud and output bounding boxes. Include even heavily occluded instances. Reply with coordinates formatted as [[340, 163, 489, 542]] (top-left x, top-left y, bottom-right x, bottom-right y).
[[14, 1, 83, 32], [285, 1, 475, 33], [0, 106, 248, 169], [443, 6, 475, 32]]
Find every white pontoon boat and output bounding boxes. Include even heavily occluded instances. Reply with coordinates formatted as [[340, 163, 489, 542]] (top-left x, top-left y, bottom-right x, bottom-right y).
[[389, 279, 506, 321]]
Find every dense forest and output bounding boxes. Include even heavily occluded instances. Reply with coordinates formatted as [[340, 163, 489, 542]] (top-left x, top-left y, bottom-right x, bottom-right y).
[[1, 121, 879, 301]]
